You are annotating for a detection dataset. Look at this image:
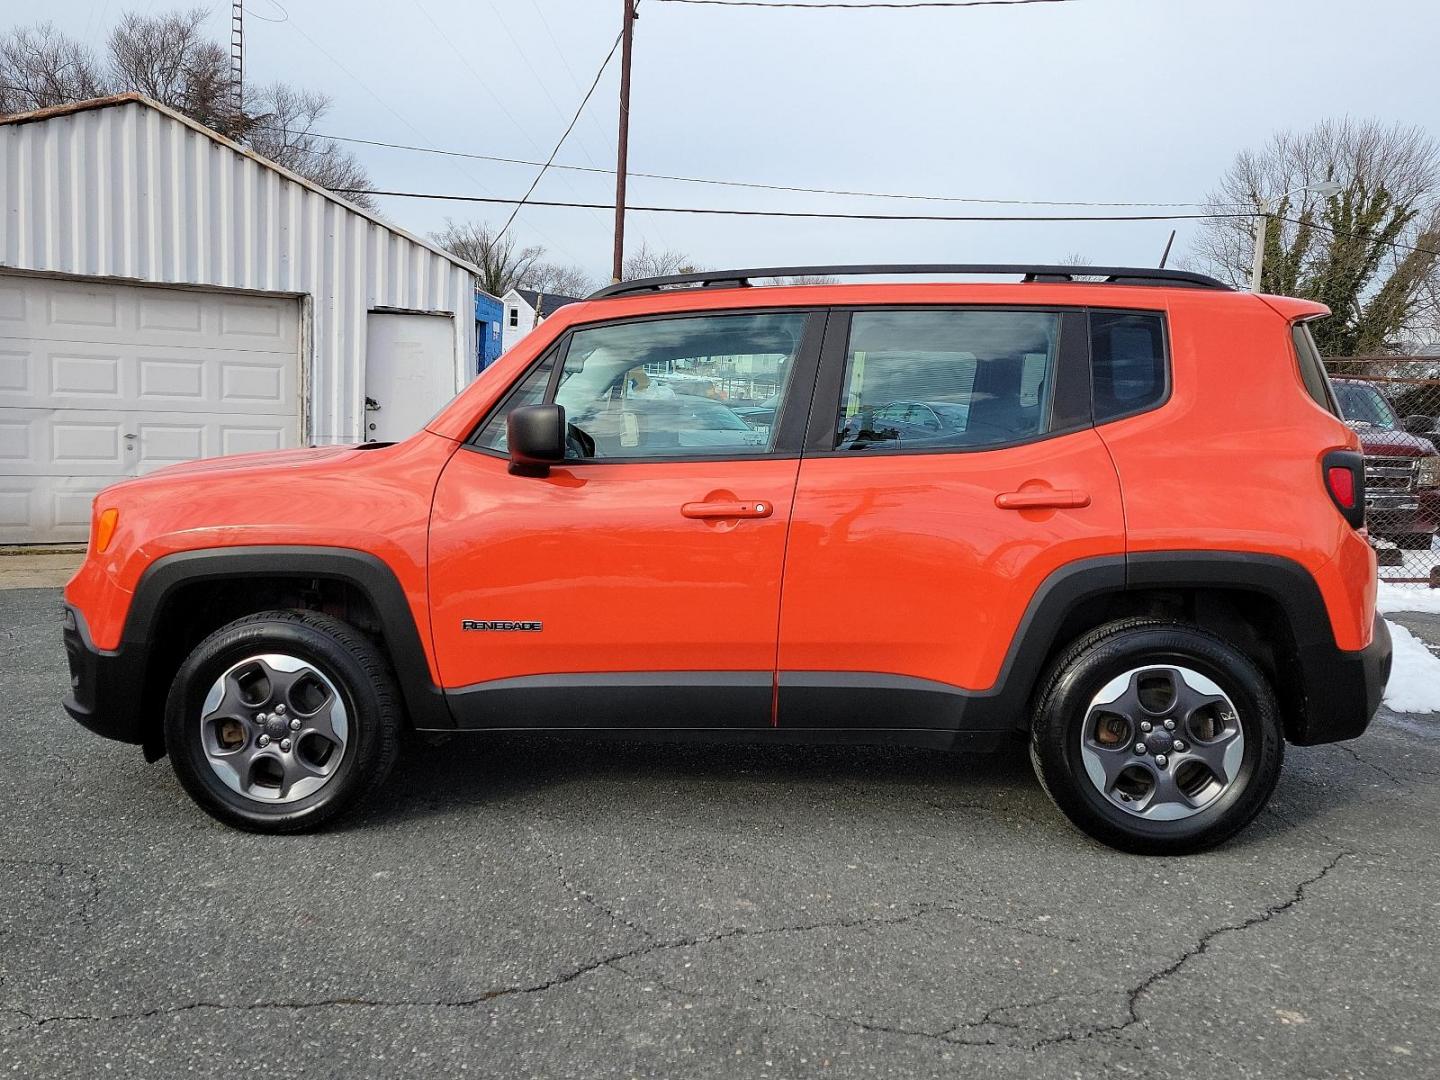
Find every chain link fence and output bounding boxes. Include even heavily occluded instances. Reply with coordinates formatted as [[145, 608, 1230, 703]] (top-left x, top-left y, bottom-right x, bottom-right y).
[[1324, 356, 1440, 587]]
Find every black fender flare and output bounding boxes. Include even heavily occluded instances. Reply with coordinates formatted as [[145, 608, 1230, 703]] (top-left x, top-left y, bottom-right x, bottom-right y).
[[124, 546, 453, 739]]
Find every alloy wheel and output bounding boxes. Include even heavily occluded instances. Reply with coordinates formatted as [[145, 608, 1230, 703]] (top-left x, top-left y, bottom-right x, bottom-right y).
[[199, 653, 350, 804], [1079, 664, 1245, 821]]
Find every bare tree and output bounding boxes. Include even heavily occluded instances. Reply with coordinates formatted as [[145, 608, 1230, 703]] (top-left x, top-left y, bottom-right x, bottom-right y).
[[0, 10, 375, 208], [107, 8, 230, 132], [763, 274, 839, 285], [521, 262, 596, 298], [243, 83, 375, 209], [0, 23, 107, 113], [1054, 253, 1105, 282], [622, 241, 702, 280], [1189, 118, 1440, 353], [430, 220, 545, 297]]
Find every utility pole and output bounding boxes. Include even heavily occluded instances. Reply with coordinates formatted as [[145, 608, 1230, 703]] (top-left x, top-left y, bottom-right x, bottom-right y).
[[611, 0, 637, 283], [1249, 200, 1271, 293], [1250, 180, 1345, 291]]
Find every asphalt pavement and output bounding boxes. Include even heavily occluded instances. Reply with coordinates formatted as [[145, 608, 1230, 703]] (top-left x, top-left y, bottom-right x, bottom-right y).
[[2, 585, 1437, 1079]]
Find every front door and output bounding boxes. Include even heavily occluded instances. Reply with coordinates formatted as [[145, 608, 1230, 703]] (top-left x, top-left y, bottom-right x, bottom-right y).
[[776, 306, 1131, 731], [428, 308, 823, 729]]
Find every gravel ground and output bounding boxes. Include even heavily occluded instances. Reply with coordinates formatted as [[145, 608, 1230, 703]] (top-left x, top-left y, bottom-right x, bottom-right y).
[[2, 585, 1437, 1079]]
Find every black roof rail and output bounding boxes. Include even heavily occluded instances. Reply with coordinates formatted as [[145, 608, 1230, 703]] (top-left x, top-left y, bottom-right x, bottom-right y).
[[588, 264, 1231, 300]]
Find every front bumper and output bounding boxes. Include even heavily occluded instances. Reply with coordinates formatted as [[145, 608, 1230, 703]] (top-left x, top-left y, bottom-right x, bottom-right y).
[[1289, 613, 1392, 745], [62, 604, 145, 745]]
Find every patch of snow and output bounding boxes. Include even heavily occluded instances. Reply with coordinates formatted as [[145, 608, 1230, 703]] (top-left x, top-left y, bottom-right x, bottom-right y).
[[1376, 581, 1440, 615], [1382, 621, 1440, 714]]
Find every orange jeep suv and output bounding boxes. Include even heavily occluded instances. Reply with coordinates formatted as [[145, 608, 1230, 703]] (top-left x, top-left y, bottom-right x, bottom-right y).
[[61, 265, 1391, 853]]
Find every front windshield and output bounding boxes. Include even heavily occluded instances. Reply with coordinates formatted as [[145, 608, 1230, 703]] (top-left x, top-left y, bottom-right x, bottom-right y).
[[1333, 382, 1399, 430]]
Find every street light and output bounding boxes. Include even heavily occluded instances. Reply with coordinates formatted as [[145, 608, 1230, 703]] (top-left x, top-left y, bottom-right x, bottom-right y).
[[1250, 180, 1346, 292]]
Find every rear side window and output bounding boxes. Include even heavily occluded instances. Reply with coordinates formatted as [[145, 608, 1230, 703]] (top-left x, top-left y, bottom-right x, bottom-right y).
[[1291, 322, 1340, 415], [1090, 311, 1167, 422], [834, 309, 1061, 451]]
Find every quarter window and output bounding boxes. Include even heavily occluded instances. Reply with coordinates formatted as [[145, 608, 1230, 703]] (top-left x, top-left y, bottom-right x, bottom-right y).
[[834, 310, 1061, 451], [1291, 322, 1340, 415], [1090, 311, 1166, 422], [472, 354, 555, 453]]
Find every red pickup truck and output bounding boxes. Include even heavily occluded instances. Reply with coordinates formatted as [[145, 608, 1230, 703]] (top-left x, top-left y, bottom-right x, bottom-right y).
[[1330, 379, 1440, 550]]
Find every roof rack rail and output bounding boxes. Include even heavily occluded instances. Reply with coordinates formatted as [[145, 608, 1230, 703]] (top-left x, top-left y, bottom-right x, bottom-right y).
[[588, 264, 1230, 299]]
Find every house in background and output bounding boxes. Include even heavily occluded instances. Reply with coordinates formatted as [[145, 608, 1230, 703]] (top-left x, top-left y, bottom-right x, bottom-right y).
[[0, 93, 491, 544], [500, 287, 585, 354]]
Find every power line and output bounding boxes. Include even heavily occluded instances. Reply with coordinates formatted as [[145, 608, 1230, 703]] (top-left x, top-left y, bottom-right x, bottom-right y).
[[493, 30, 626, 244], [654, 0, 1076, 8], [0, 80, 1220, 210], [1276, 215, 1440, 261], [244, 123, 1213, 208], [338, 189, 1249, 223]]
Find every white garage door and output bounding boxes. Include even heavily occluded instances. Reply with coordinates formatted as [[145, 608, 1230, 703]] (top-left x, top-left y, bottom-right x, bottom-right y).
[[0, 275, 301, 543]]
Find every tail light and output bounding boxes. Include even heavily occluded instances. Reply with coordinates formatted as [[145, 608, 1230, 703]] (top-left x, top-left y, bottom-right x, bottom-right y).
[[1322, 449, 1366, 529]]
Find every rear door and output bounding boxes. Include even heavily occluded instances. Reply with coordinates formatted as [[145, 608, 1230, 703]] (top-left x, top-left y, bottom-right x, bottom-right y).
[[775, 306, 1131, 731], [428, 307, 825, 730]]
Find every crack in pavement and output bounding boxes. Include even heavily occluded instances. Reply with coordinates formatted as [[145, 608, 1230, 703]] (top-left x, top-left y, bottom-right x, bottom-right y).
[[608, 951, 1063, 1050], [0, 902, 1077, 1030], [1331, 743, 1437, 788], [529, 830, 654, 940], [593, 850, 1354, 1055], [0, 857, 101, 928], [1029, 849, 1352, 1050]]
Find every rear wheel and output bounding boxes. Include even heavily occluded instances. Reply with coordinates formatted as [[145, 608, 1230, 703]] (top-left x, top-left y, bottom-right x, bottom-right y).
[[164, 610, 402, 832], [1030, 619, 1283, 855]]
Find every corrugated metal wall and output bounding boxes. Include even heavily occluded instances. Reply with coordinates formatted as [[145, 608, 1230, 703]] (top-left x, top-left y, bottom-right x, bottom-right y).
[[0, 99, 479, 444]]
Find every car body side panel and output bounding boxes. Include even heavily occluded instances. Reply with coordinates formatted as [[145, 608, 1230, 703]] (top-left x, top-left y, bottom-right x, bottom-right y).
[[775, 427, 1126, 693], [1094, 290, 1376, 650], [63, 432, 458, 680], [427, 448, 801, 689]]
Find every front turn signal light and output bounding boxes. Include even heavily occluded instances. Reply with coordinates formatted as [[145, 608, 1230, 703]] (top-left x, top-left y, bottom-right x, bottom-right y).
[[94, 508, 119, 553]]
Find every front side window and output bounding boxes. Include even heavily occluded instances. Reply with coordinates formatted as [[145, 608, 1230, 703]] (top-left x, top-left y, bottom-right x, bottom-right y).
[[548, 311, 807, 459], [834, 310, 1060, 451]]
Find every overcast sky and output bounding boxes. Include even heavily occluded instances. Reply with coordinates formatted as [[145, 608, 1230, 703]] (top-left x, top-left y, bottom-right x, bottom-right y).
[[30, 0, 1440, 284]]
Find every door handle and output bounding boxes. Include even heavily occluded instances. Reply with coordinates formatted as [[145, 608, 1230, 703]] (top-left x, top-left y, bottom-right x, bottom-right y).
[[995, 489, 1091, 510], [681, 500, 774, 520]]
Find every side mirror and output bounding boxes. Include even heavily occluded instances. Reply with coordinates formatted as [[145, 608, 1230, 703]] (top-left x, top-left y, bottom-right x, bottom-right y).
[[507, 404, 566, 476], [1402, 414, 1436, 436]]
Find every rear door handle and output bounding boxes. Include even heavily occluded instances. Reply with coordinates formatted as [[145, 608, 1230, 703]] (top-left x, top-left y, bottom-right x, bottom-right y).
[[995, 489, 1091, 510], [681, 500, 774, 519]]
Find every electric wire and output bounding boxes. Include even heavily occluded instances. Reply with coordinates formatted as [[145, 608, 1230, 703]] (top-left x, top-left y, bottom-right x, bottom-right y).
[[492, 30, 625, 244]]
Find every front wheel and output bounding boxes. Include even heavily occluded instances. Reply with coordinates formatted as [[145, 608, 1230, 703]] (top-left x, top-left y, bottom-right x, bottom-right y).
[[1030, 619, 1284, 855], [164, 610, 402, 832]]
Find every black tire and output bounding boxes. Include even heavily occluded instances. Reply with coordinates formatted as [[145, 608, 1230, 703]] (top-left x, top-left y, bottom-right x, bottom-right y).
[[1394, 532, 1435, 551], [1030, 618, 1284, 855], [164, 610, 402, 832]]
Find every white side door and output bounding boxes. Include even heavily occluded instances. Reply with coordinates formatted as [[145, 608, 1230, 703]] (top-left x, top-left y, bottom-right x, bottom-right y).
[[363, 311, 457, 443]]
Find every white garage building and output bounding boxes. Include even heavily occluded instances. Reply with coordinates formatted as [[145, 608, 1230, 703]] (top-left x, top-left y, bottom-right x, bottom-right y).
[[0, 93, 484, 543]]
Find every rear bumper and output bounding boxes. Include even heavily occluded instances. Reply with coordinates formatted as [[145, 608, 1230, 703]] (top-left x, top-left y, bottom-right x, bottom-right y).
[[62, 604, 145, 745], [1289, 613, 1392, 745]]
